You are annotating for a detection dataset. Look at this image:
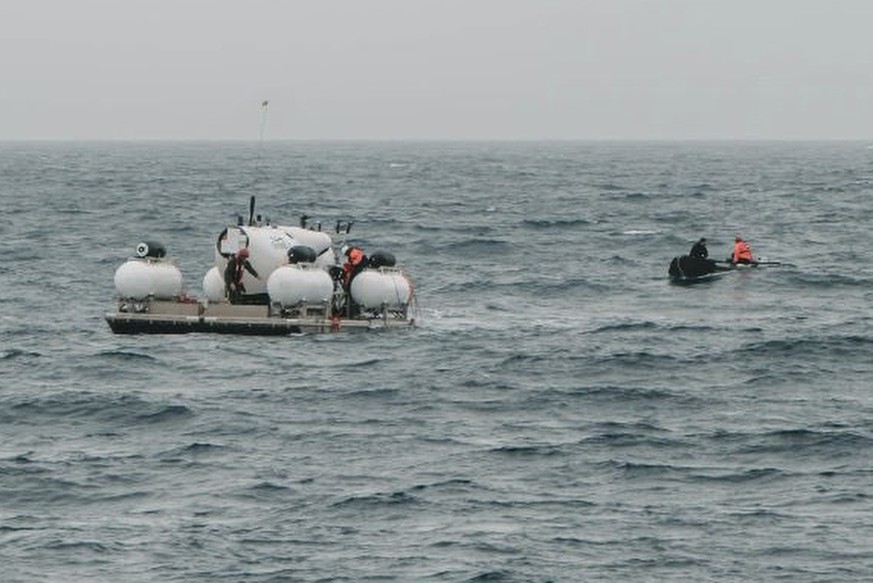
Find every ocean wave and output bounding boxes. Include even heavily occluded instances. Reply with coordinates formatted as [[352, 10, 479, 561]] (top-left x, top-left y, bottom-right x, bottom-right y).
[[0, 348, 43, 360], [342, 387, 400, 400], [689, 182, 715, 192], [724, 508, 793, 522], [497, 352, 551, 367], [591, 182, 624, 191], [547, 277, 614, 294], [521, 217, 592, 229], [689, 467, 786, 483], [580, 431, 686, 449], [490, 444, 566, 456], [179, 442, 227, 454], [433, 238, 512, 253], [331, 490, 421, 509], [130, 403, 194, 424], [732, 335, 873, 360], [587, 321, 718, 334], [593, 351, 681, 368], [4, 476, 83, 504], [588, 321, 658, 333], [412, 223, 443, 232], [431, 276, 612, 296], [244, 481, 294, 496], [0, 451, 42, 464], [561, 386, 697, 406], [599, 459, 684, 478], [337, 357, 386, 369], [408, 478, 476, 493], [576, 420, 684, 443], [737, 428, 873, 455], [786, 272, 873, 289], [54, 206, 94, 216], [42, 539, 121, 553], [3, 392, 194, 426], [467, 570, 515, 582], [96, 349, 158, 362]]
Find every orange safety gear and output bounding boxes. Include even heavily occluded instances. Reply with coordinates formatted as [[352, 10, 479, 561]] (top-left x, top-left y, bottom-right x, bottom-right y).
[[342, 247, 367, 287], [733, 239, 753, 263], [348, 247, 364, 265]]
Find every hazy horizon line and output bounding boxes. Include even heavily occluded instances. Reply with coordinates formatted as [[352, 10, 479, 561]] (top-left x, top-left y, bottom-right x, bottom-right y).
[[2, 137, 871, 144]]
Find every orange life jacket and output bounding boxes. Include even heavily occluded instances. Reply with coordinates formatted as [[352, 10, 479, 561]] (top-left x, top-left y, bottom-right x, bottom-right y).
[[343, 248, 366, 286], [348, 248, 364, 265], [733, 241, 753, 263]]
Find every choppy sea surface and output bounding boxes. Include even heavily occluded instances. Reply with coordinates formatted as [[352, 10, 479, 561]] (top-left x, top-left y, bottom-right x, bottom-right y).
[[1, 141, 872, 582]]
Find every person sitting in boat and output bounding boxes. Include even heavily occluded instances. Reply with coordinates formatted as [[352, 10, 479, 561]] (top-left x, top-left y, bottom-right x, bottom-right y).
[[689, 237, 709, 259], [342, 245, 368, 289], [731, 235, 754, 264], [224, 247, 260, 302]]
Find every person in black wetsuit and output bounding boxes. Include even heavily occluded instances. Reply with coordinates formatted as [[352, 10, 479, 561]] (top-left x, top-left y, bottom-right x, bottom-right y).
[[689, 237, 709, 259], [224, 247, 260, 303], [670, 237, 717, 278]]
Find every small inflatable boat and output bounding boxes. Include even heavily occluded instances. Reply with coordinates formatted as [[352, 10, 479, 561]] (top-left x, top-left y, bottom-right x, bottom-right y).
[[106, 198, 416, 334], [668, 254, 782, 284], [668, 255, 735, 284]]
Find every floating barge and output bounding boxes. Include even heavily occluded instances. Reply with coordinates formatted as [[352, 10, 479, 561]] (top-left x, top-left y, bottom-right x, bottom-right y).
[[106, 197, 416, 335], [106, 299, 414, 335]]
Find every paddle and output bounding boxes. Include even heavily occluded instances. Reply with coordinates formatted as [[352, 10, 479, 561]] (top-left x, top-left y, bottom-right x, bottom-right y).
[[723, 259, 787, 267], [710, 258, 784, 265]]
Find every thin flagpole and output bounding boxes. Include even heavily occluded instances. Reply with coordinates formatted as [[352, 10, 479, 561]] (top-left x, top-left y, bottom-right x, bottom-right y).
[[259, 99, 269, 145], [255, 100, 269, 190]]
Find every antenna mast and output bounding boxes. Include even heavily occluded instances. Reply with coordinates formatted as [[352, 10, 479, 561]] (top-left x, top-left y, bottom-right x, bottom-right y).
[[252, 99, 270, 196], [259, 100, 269, 145], [256, 100, 269, 168]]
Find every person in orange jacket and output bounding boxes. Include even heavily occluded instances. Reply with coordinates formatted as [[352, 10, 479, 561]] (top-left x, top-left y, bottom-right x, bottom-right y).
[[342, 246, 368, 288], [732, 236, 754, 264]]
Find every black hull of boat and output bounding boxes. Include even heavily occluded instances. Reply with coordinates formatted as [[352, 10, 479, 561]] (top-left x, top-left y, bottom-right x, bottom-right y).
[[668, 255, 736, 284], [669, 271, 731, 285]]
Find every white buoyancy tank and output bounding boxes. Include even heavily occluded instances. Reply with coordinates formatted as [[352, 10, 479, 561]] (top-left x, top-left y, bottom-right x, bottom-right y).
[[267, 264, 334, 306], [216, 226, 335, 294], [202, 266, 225, 302], [285, 226, 333, 257], [350, 268, 413, 310], [114, 258, 183, 300]]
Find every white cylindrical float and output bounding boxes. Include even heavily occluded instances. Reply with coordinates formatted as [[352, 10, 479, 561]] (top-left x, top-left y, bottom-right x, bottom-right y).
[[350, 268, 413, 310], [202, 266, 225, 302], [114, 258, 183, 300], [267, 264, 334, 306]]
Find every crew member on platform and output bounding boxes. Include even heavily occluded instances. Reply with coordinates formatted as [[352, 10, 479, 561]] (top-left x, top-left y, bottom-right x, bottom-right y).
[[342, 246, 368, 289], [224, 247, 260, 302], [689, 237, 709, 259], [732, 236, 754, 264]]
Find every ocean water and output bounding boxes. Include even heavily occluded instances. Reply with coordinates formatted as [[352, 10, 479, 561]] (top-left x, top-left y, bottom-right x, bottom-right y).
[[1, 140, 872, 582]]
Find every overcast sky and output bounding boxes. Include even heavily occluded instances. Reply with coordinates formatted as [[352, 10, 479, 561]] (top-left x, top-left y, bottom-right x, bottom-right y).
[[1, 0, 871, 140]]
